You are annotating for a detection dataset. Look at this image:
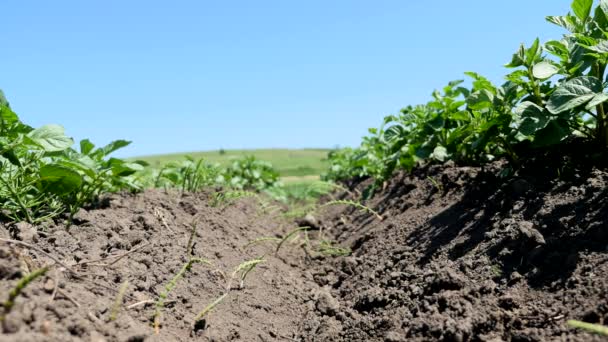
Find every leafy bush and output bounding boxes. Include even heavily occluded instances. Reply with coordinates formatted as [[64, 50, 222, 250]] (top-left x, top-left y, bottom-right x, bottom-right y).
[[152, 157, 222, 192], [0, 92, 144, 223], [325, 0, 608, 194], [221, 156, 281, 191]]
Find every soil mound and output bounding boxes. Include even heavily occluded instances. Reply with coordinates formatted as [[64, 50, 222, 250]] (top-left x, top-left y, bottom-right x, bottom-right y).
[[2, 155, 608, 341], [0, 190, 317, 342], [298, 158, 608, 341]]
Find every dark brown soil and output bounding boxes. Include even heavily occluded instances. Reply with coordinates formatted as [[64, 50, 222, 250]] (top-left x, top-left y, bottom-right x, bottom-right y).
[[298, 158, 608, 341], [2, 156, 608, 341], [0, 190, 319, 342]]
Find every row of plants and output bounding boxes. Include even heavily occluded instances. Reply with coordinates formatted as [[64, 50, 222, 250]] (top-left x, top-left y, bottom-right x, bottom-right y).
[[135, 155, 286, 200], [324, 0, 608, 195], [0, 90, 286, 224], [0, 91, 145, 224]]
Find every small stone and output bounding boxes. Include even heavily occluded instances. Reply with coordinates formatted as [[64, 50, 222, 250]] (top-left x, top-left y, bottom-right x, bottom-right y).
[[15, 222, 38, 243], [518, 221, 545, 245], [43, 278, 55, 293], [315, 289, 340, 316], [385, 330, 405, 342], [90, 331, 107, 342]]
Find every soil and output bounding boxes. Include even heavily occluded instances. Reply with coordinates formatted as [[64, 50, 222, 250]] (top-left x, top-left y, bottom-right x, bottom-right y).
[[0, 190, 318, 342], [2, 153, 608, 341]]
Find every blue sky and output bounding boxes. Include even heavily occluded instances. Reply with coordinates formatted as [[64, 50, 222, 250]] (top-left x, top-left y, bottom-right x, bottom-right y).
[[3, 1, 571, 157]]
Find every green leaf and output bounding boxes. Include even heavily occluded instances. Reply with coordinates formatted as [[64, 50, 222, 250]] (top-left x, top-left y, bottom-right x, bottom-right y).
[[27, 124, 74, 152], [1, 150, 22, 167], [546, 76, 602, 114], [525, 38, 541, 65], [532, 61, 559, 79], [108, 158, 144, 177], [39, 164, 83, 196], [0, 104, 19, 125], [431, 146, 448, 162], [571, 0, 593, 21], [544, 40, 569, 58], [546, 15, 578, 32], [601, 0, 608, 16], [533, 119, 570, 147], [505, 44, 525, 67], [98, 140, 131, 157], [467, 90, 494, 110], [517, 102, 550, 135], [80, 139, 95, 155], [585, 93, 608, 110], [0, 90, 9, 107], [580, 39, 608, 53]]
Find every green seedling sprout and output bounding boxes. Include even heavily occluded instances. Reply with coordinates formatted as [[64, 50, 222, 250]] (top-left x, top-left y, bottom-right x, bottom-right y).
[[426, 176, 443, 192], [276, 227, 310, 254], [109, 280, 129, 321], [317, 240, 351, 257], [568, 320, 608, 336], [1, 266, 48, 321], [154, 258, 210, 334], [244, 236, 282, 248], [192, 293, 228, 328], [229, 257, 266, 290], [319, 200, 383, 221]]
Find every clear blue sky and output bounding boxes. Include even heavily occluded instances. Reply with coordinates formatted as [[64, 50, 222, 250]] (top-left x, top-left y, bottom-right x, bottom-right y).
[[3, 1, 571, 157]]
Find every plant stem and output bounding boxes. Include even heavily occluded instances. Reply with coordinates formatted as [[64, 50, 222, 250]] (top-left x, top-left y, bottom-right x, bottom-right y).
[[594, 62, 607, 147]]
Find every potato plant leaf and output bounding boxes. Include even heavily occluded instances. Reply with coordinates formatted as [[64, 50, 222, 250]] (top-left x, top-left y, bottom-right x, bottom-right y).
[[39, 164, 83, 196], [27, 124, 74, 152], [546, 76, 602, 114], [80, 139, 95, 155], [532, 61, 559, 79], [533, 119, 570, 147]]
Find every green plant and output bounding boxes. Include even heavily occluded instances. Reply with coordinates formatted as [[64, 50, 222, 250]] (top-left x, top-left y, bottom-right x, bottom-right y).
[[211, 190, 261, 207], [192, 293, 228, 328], [319, 200, 383, 221], [153, 157, 221, 193], [221, 156, 281, 191], [0, 93, 145, 224], [230, 257, 265, 289], [568, 319, 608, 335], [154, 258, 210, 334], [109, 280, 129, 322], [1, 266, 48, 321], [276, 227, 310, 254], [323, 0, 608, 196], [317, 240, 351, 257]]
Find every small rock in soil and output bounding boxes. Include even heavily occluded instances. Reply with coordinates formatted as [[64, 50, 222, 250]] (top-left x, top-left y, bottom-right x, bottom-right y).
[[315, 288, 340, 316]]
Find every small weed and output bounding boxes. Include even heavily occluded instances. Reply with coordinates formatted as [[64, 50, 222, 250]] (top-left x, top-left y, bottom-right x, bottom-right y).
[[192, 293, 228, 329], [186, 219, 199, 257], [154, 258, 210, 334], [244, 236, 281, 248], [211, 190, 260, 207], [427, 176, 443, 192], [231, 257, 265, 289], [1, 266, 48, 321], [276, 227, 310, 254], [109, 280, 129, 322], [568, 320, 608, 336], [319, 200, 383, 221], [317, 240, 351, 257]]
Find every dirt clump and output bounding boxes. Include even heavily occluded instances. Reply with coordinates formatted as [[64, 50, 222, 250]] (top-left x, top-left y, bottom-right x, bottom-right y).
[[298, 157, 608, 341]]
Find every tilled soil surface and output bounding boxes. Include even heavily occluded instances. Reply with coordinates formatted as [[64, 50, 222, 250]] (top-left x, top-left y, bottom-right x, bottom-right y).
[[0, 190, 319, 342], [2, 156, 608, 341], [299, 158, 608, 341]]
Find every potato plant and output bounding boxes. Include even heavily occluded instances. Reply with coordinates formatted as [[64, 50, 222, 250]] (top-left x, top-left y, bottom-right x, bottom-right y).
[[0, 93, 145, 223], [325, 0, 608, 195]]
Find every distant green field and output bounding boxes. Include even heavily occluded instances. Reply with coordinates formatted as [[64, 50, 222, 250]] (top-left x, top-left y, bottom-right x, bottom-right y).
[[133, 148, 331, 178]]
